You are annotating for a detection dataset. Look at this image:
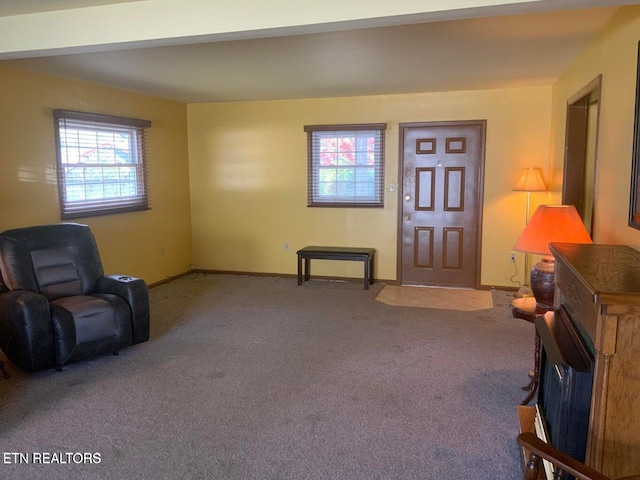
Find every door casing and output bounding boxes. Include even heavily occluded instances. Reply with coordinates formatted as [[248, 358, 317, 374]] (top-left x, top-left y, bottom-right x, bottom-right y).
[[563, 75, 602, 235]]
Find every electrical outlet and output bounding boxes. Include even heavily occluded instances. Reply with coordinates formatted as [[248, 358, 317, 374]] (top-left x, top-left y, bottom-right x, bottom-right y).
[[284, 243, 290, 251], [510, 251, 516, 262]]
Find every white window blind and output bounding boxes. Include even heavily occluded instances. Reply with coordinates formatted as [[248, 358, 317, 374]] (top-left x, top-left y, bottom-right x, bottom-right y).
[[304, 123, 386, 208], [53, 110, 151, 219]]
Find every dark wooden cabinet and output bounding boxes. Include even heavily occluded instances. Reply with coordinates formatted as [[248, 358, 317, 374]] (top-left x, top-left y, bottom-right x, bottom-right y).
[[547, 243, 640, 479]]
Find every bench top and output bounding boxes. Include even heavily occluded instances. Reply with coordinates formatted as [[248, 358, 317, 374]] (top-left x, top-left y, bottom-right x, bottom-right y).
[[297, 246, 375, 255]]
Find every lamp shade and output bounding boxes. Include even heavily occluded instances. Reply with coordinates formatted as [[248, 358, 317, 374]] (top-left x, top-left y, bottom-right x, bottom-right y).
[[513, 204, 592, 256], [513, 167, 547, 192]]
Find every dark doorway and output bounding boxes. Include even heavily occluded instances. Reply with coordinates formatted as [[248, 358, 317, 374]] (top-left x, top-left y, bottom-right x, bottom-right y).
[[563, 75, 602, 235]]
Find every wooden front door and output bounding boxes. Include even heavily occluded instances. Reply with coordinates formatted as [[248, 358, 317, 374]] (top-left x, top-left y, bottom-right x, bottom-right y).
[[398, 121, 486, 288]]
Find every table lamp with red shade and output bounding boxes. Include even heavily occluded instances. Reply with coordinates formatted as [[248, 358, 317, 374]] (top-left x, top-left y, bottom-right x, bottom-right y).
[[513, 204, 592, 309]]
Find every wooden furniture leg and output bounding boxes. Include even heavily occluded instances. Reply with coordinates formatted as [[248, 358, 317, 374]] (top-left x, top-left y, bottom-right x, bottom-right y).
[[0, 359, 9, 379], [512, 296, 549, 405], [520, 331, 540, 406]]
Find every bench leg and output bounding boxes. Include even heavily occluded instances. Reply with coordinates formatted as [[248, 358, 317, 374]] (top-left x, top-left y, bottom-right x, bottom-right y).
[[304, 258, 311, 281], [363, 258, 369, 290], [297, 254, 303, 285], [369, 255, 374, 285]]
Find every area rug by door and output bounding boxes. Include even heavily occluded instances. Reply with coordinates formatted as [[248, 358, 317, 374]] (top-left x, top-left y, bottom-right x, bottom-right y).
[[375, 285, 494, 311]]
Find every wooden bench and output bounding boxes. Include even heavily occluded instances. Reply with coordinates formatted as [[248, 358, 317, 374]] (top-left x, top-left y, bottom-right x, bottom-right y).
[[296, 246, 375, 290]]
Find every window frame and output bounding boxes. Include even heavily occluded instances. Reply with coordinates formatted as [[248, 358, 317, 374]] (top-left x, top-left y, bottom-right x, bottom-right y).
[[53, 109, 151, 220], [304, 123, 386, 208]]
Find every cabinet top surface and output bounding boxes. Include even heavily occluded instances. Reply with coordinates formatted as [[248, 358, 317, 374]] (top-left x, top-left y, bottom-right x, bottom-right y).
[[550, 243, 640, 304]]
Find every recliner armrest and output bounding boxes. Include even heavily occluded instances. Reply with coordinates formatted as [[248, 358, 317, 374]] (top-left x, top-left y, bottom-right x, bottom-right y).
[[98, 275, 150, 344], [0, 290, 55, 372]]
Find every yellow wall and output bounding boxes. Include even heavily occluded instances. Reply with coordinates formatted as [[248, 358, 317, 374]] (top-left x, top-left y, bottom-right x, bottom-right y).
[[5, 6, 640, 289], [0, 65, 193, 284], [550, 6, 640, 248], [188, 87, 553, 288]]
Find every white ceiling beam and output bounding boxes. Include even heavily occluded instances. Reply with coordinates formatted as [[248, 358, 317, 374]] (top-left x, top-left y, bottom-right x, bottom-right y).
[[0, 0, 563, 59]]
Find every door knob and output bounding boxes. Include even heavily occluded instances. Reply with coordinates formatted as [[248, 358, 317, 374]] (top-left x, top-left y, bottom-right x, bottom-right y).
[[405, 195, 411, 201], [404, 215, 410, 221]]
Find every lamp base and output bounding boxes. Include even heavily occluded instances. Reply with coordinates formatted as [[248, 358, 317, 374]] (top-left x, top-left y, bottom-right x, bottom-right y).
[[514, 285, 534, 298], [531, 256, 555, 310]]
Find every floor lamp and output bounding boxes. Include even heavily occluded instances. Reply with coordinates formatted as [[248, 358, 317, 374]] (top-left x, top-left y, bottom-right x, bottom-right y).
[[512, 167, 547, 298]]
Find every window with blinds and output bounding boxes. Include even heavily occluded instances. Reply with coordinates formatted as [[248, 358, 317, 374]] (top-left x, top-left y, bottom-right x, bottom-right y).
[[53, 109, 151, 219], [304, 123, 386, 207]]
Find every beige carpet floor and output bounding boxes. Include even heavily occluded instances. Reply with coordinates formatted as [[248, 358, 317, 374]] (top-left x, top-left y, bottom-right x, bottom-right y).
[[375, 285, 494, 311]]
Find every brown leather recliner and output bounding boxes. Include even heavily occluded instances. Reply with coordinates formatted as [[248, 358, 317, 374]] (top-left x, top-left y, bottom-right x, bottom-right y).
[[0, 223, 149, 372]]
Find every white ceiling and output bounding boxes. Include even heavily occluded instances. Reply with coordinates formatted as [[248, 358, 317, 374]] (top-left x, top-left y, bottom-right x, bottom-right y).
[[0, 1, 637, 103], [0, 0, 142, 16]]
